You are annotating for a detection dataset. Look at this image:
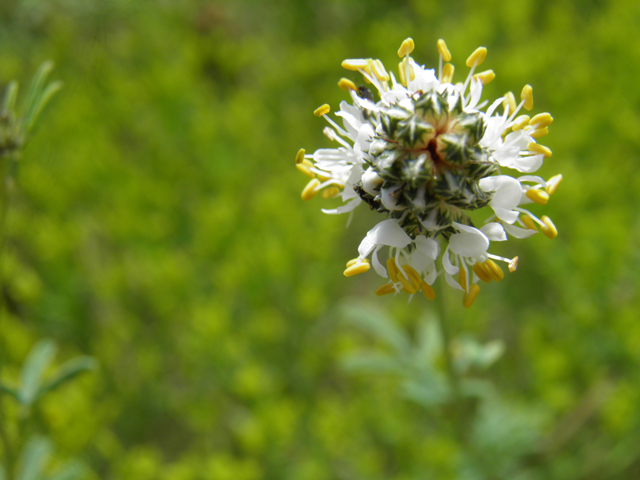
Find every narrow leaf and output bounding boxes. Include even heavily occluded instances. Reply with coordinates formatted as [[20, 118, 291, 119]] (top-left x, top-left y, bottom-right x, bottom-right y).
[[0, 382, 21, 402], [2, 80, 18, 115], [20, 340, 57, 406], [46, 461, 86, 480], [23, 80, 63, 133], [341, 353, 404, 375], [16, 436, 52, 480], [36, 357, 98, 402], [340, 303, 410, 353], [22, 61, 54, 123]]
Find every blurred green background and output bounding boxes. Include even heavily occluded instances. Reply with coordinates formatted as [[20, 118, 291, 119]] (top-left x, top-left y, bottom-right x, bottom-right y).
[[1, 0, 640, 478]]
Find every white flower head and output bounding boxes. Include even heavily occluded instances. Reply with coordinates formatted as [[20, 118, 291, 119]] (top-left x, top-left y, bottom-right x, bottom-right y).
[[296, 38, 562, 307]]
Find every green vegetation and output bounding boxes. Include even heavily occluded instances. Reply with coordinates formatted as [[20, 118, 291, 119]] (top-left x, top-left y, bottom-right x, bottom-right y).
[[1, 0, 640, 478]]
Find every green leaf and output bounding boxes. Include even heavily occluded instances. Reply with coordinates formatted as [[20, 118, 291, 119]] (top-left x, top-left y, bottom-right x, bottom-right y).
[[340, 302, 410, 353], [23, 80, 63, 134], [46, 461, 86, 480], [20, 340, 57, 406], [0, 382, 21, 402], [16, 436, 52, 480], [36, 356, 98, 402], [2, 80, 19, 116], [415, 315, 442, 363], [402, 377, 450, 408], [21, 61, 54, 124], [341, 352, 404, 375]]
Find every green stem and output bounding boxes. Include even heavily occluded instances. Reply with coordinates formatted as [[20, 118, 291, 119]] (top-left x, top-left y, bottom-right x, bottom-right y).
[[435, 286, 464, 442], [0, 152, 15, 479]]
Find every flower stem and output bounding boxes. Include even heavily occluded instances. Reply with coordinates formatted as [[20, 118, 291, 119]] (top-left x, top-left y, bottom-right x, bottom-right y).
[[0, 152, 15, 480], [435, 286, 465, 443]]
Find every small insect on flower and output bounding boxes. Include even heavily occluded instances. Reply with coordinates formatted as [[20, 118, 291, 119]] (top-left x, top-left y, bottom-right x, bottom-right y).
[[295, 39, 562, 308]]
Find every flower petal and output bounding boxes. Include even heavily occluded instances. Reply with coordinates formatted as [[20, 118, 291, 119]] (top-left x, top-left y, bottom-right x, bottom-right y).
[[450, 223, 490, 257], [480, 223, 507, 242]]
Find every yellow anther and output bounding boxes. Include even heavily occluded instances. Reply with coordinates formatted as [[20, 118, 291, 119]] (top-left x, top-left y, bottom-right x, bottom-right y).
[[316, 171, 332, 182], [511, 115, 530, 131], [473, 263, 492, 283], [295, 148, 306, 164], [503, 92, 517, 115], [420, 282, 436, 301], [521, 215, 538, 231], [344, 260, 371, 277], [321, 186, 341, 198], [545, 174, 563, 195], [521, 84, 533, 111], [370, 59, 390, 82], [529, 127, 549, 138], [525, 188, 550, 205], [346, 258, 361, 268], [466, 47, 487, 68], [527, 142, 552, 158], [375, 282, 397, 296], [508, 256, 519, 273], [442, 63, 455, 84], [296, 160, 315, 178], [338, 78, 357, 92], [396, 268, 417, 294], [398, 58, 415, 86], [301, 178, 321, 201], [485, 259, 504, 281], [397, 38, 415, 57], [386, 258, 399, 283], [458, 267, 467, 290], [401, 265, 422, 290], [529, 112, 553, 128], [437, 39, 452, 62], [314, 104, 330, 117], [473, 69, 495, 85], [540, 215, 558, 239], [341, 59, 369, 71], [463, 284, 480, 308]]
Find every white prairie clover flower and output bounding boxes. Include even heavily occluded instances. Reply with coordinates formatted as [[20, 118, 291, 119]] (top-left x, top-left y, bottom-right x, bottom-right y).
[[296, 38, 563, 308]]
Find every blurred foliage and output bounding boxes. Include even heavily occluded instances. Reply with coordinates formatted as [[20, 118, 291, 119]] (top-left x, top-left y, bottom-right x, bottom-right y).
[[1, 0, 640, 478]]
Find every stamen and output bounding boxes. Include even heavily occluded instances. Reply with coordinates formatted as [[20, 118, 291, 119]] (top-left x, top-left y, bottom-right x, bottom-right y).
[[503, 92, 517, 115], [527, 142, 552, 158], [442, 63, 455, 84], [321, 186, 341, 198], [346, 258, 360, 267], [397, 38, 415, 58], [508, 256, 519, 273], [545, 174, 563, 195], [341, 59, 369, 71], [295, 148, 306, 164], [525, 188, 550, 205], [521, 84, 533, 111], [401, 265, 422, 291], [344, 259, 371, 277], [338, 78, 357, 91], [540, 215, 558, 239], [375, 282, 397, 296], [473, 69, 495, 85], [301, 178, 321, 201], [485, 259, 504, 281], [463, 284, 480, 308], [528, 127, 549, 138], [296, 160, 315, 178], [473, 262, 492, 283], [458, 267, 467, 291], [511, 115, 530, 131], [398, 58, 415, 86], [521, 214, 538, 231], [314, 104, 330, 117], [466, 47, 487, 68], [420, 282, 436, 300], [437, 39, 452, 61], [371, 59, 390, 82], [397, 268, 417, 294], [386, 258, 399, 283], [529, 112, 553, 128]]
